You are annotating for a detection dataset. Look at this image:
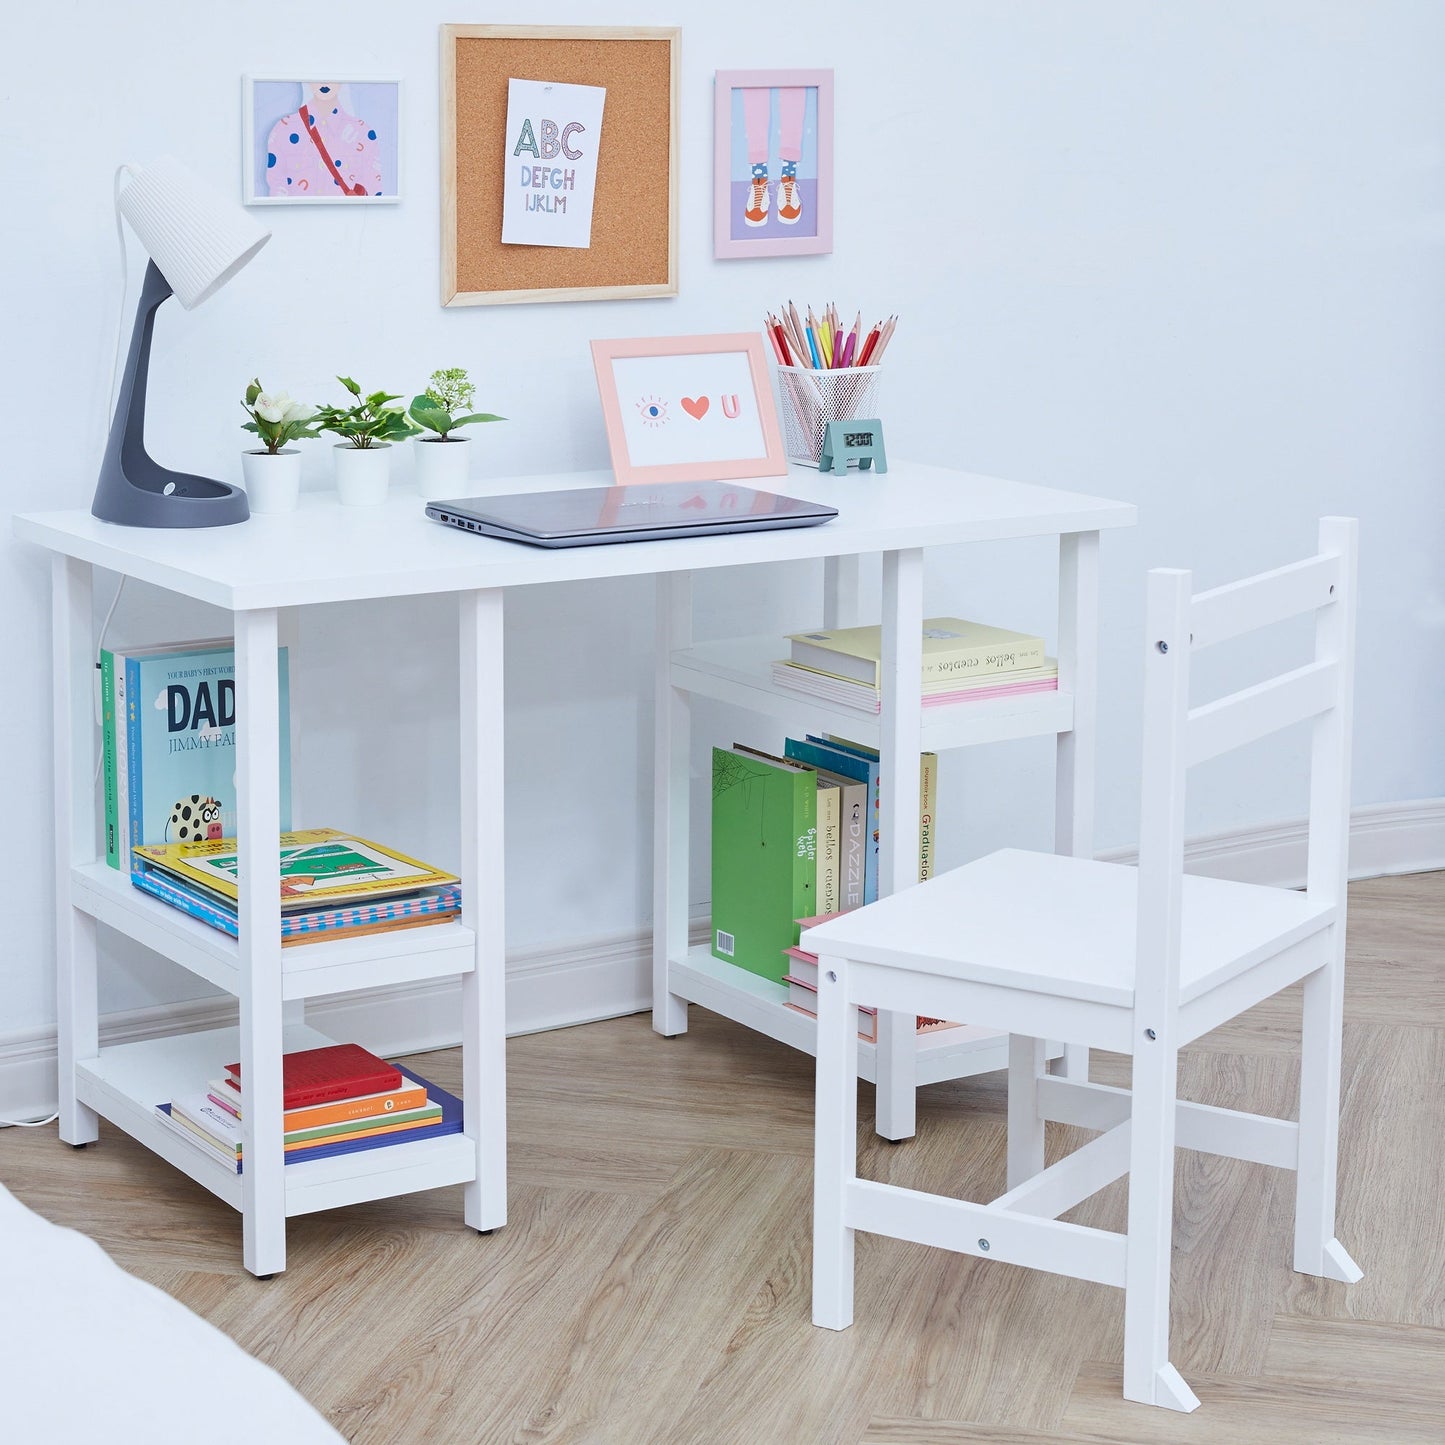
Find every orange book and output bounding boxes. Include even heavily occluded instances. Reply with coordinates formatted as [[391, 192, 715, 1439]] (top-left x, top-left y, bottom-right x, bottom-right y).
[[283, 1113, 442, 1153], [213, 1077, 429, 1130]]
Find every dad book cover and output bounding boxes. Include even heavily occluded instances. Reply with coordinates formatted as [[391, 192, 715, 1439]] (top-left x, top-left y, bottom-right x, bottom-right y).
[[122, 644, 292, 867]]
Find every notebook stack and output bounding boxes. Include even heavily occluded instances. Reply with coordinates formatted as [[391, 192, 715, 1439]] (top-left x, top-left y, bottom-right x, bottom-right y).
[[155, 1043, 461, 1174]]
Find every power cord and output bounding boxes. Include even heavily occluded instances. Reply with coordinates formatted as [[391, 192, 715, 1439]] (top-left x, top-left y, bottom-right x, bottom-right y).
[[0, 1111, 61, 1129], [91, 575, 128, 788]]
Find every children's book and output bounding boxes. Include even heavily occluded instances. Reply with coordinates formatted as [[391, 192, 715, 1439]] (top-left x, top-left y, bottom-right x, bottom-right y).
[[787, 738, 880, 903], [102, 641, 292, 871], [710, 746, 817, 983], [814, 735, 939, 884], [787, 617, 1046, 687], [132, 828, 457, 912]]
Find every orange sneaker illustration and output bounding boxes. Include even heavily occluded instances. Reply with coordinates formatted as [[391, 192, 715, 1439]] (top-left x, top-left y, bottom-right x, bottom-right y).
[[745, 163, 770, 227], [776, 161, 803, 225]]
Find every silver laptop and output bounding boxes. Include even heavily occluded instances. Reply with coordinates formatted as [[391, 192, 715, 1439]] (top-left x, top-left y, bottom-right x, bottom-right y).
[[425, 480, 837, 548]]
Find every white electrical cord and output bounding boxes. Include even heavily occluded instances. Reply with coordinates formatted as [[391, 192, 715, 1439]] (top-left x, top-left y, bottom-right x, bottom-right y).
[[0, 1112, 60, 1128]]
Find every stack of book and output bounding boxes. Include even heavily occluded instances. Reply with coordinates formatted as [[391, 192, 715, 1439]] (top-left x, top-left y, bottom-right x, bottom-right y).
[[131, 827, 461, 946], [771, 617, 1058, 713], [781, 922, 957, 1042], [710, 734, 937, 984], [155, 1042, 462, 1174]]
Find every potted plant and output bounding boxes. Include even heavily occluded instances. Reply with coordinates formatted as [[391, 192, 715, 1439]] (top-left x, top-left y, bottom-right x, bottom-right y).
[[408, 368, 505, 499], [314, 376, 420, 505], [239, 380, 321, 513]]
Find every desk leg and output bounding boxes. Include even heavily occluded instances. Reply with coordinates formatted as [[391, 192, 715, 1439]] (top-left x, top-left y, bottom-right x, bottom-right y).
[[277, 606, 305, 1035], [876, 548, 924, 1141], [461, 588, 507, 1232], [1054, 530, 1100, 1082], [236, 607, 285, 1277], [52, 557, 98, 1146], [653, 572, 691, 1036]]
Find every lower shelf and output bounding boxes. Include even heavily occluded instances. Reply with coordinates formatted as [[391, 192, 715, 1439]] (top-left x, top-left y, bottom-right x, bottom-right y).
[[667, 946, 1050, 1086], [75, 1023, 477, 1218]]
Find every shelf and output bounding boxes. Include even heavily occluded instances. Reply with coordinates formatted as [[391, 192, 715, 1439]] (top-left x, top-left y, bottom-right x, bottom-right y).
[[72, 863, 475, 1002], [667, 946, 1041, 1086], [75, 1023, 478, 1218], [670, 637, 1075, 750]]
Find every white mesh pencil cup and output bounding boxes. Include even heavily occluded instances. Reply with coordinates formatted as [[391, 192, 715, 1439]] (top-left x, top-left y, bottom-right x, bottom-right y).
[[776, 365, 882, 468]]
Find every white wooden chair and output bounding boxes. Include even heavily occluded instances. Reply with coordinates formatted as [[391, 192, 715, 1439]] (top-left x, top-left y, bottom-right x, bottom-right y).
[[806, 518, 1361, 1413]]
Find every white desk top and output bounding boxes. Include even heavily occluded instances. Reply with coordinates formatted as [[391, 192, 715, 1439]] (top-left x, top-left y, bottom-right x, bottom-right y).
[[15, 462, 1136, 611]]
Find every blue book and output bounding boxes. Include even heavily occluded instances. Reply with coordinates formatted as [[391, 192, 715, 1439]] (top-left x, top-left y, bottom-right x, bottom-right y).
[[124, 645, 292, 871], [792, 736, 880, 903]]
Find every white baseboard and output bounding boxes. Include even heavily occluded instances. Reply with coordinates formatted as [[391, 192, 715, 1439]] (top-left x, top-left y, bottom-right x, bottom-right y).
[[3, 802, 1440, 1123]]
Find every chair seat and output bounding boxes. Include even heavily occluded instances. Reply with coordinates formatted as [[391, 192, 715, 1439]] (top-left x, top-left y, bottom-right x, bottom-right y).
[[801, 849, 1334, 1009]]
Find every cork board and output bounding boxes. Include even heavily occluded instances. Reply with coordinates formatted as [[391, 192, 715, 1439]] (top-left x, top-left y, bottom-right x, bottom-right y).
[[441, 25, 679, 306]]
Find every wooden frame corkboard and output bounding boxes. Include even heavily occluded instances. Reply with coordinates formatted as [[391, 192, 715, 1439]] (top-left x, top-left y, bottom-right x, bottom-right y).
[[441, 24, 679, 307]]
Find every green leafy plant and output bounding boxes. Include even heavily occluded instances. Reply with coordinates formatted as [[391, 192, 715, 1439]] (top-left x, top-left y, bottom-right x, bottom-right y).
[[241, 380, 323, 454], [314, 376, 421, 449], [408, 367, 505, 441]]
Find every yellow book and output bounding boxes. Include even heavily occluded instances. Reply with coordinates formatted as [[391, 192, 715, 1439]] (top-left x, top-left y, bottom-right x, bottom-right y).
[[788, 617, 1046, 687], [815, 777, 842, 916]]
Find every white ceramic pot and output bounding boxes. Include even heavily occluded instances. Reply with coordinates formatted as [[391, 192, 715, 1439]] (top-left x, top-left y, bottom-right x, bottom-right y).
[[333, 443, 392, 506], [414, 436, 473, 499], [240, 449, 302, 514]]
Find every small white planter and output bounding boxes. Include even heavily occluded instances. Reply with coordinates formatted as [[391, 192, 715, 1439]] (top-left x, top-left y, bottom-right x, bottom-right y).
[[240, 449, 301, 514], [414, 436, 473, 499], [333, 443, 392, 506]]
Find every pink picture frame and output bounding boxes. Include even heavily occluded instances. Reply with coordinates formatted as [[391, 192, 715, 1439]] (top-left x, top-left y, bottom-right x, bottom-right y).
[[713, 68, 833, 260], [591, 334, 789, 485]]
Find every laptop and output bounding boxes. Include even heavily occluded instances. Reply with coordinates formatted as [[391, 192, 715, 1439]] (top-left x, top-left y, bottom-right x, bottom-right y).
[[425, 480, 837, 548]]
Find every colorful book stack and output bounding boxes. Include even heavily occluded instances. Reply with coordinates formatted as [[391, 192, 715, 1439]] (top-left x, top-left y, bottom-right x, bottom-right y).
[[154, 1042, 462, 1174], [131, 827, 461, 947], [709, 736, 937, 983], [781, 920, 957, 1042], [772, 617, 1059, 714]]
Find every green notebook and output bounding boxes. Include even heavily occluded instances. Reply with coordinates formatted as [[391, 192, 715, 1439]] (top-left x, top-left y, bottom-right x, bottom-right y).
[[710, 747, 817, 983]]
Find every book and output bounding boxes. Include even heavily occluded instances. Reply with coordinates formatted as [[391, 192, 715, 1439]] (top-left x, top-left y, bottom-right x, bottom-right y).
[[818, 736, 939, 885], [784, 738, 879, 904], [770, 659, 1059, 714], [102, 642, 293, 873], [784, 987, 878, 1042], [710, 746, 817, 983], [128, 858, 462, 944], [815, 775, 842, 917], [208, 1075, 430, 1131], [224, 1042, 401, 1109], [132, 828, 457, 912], [786, 617, 1046, 687]]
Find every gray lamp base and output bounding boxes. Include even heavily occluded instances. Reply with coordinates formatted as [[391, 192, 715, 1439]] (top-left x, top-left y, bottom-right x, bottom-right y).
[[92, 260, 249, 528]]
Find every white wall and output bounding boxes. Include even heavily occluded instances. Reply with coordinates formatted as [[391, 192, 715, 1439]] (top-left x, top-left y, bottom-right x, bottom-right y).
[[3, 2, 1443, 1043]]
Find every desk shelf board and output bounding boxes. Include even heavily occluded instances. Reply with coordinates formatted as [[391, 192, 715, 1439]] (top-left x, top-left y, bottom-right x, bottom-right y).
[[75, 1023, 478, 1218], [72, 862, 476, 1002], [668, 946, 1051, 1087], [671, 637, 1075, 751]]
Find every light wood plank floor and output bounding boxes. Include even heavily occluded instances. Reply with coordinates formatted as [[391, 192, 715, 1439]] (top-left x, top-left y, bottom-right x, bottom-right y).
[[3, 871, 1443, 1443]]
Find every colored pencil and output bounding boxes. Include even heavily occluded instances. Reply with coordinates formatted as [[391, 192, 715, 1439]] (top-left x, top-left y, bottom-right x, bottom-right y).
[[856, 323, 882, 367], [771, 315, 793, 366]]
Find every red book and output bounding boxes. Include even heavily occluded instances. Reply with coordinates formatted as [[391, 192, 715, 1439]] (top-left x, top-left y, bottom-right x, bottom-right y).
[[224, 1043, 402, 1109]]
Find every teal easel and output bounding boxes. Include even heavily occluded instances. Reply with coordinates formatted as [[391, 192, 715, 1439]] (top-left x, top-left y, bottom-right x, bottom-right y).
[[819, 419, 887, 474]]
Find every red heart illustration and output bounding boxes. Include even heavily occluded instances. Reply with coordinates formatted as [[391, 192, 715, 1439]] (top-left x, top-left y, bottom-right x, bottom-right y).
[[681, 396, 709, 420], [680, 494, 707, 510]]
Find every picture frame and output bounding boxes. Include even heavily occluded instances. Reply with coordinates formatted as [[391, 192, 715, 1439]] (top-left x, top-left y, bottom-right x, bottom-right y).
[[713, 68, 833, 259], [590, 334, 788, 485], [441, 25, 679, 306], [243, 76, 402, 205]]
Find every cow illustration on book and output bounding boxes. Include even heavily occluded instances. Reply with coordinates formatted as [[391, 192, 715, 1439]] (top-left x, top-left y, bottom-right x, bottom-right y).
[[167, 794, 223, 844]]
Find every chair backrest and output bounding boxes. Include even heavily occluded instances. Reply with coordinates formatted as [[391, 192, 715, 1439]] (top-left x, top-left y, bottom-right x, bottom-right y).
[[1134, 517, 1359, 1022]]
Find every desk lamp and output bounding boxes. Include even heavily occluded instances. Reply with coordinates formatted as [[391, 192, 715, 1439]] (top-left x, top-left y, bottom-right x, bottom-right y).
[[93, 157, 271, 527]]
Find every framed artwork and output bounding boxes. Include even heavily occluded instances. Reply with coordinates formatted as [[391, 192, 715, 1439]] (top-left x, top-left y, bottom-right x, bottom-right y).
[[590, 334, 788, 484], [243, 77, 402, 204], [441, 25, 679, 306], [713, 68, 833, 259]]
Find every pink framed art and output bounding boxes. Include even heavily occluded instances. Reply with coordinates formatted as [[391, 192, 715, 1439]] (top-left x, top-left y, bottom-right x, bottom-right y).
[[713, 68, 833, 260], [590, 334, 789, 484]]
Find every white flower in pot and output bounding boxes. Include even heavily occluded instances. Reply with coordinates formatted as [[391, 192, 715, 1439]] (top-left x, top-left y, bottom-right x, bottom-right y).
[[314, 376, 420, 506], [408, 367, 506, 499], [240, 379, 321, 513]]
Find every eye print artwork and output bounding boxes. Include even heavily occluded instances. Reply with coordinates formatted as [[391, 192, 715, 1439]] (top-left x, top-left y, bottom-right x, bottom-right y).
[[637, 395, 669, 427]]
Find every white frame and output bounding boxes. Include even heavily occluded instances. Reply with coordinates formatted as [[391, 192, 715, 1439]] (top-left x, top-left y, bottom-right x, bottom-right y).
[[242, 75, 403, 206]]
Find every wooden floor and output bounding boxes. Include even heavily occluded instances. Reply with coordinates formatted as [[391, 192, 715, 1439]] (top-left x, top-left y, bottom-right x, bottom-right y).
[[4, 871, 1443, 1443]]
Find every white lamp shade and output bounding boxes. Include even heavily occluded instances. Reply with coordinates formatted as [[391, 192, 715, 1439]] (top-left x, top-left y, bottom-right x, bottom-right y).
[[117, 156, 270, 309]]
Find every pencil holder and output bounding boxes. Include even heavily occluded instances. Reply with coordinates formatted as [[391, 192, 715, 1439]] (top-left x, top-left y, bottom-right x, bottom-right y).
[[776, 366, 882, 468]]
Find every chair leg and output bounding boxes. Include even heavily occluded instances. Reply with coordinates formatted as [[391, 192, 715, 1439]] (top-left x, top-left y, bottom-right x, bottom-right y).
[[1007, 1035, 1046, 1189], [1122, 1034, 1199, 1413], [813, 954, 859, 1330], [1293, 945, 1363, 1282]]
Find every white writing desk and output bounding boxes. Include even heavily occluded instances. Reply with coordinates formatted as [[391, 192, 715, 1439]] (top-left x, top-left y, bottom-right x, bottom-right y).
[[17, 461, 1135, 1275]]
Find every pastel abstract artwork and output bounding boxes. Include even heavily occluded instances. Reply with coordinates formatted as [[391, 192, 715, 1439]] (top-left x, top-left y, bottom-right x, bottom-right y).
[[243, 78, 402, 206], [714, 69, 832, 259]]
